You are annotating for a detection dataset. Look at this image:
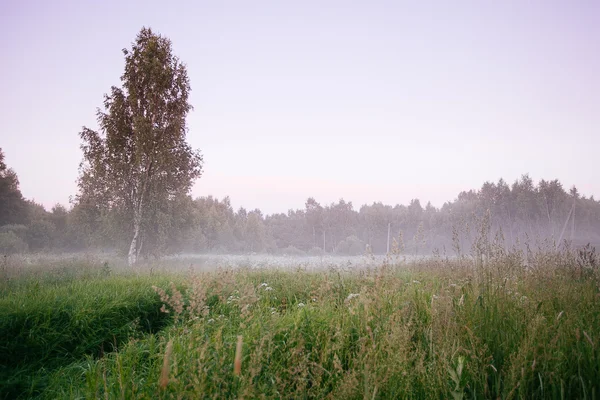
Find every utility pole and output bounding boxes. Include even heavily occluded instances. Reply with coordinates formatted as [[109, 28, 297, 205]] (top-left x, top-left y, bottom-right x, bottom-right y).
[[571, 200, 576, 242], [558, 203, 574, 246], [386, 222, 391, 254]]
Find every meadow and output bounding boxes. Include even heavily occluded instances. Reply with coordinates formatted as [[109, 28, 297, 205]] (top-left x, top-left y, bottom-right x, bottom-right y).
[[1, 245, 599, 399]]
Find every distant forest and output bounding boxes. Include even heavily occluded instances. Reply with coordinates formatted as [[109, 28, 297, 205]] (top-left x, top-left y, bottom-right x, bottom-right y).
[[2, 147, 598, 257]]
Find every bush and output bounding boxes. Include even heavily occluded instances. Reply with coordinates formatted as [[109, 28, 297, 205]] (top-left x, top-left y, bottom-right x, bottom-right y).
[[307, 246, 325, 256], [0, 231, 28, 255], [280, 246, 306, 257], [0, 224, 28, 239], [336, 235, 365, 256], [26, 220, 56, 251]]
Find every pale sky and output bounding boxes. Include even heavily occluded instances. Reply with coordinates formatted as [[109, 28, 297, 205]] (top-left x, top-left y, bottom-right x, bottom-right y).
[[1, 0, 599, 214]]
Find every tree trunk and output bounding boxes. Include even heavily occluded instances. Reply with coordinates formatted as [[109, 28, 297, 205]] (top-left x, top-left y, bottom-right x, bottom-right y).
[[137, 234, 144, 260], [128, 199, 143, 266], [128, 222, 140, 266]]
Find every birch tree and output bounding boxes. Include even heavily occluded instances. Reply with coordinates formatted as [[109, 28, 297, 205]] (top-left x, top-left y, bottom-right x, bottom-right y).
[[76, 27, 202, 265]]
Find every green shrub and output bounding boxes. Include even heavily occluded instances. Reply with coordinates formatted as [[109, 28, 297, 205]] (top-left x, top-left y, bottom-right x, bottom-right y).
[[336, 235, 365, 255], [280, 245, 306, 257], [25, 220, 56, 251], [0, 231, 28, 254], [307, 246, 325, 256]]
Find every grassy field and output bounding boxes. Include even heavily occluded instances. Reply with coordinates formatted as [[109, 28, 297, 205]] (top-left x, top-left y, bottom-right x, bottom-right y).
[[1, 247, 599, 399]]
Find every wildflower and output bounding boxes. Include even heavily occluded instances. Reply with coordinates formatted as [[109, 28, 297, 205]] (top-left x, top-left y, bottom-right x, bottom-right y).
[[520, 295, 528, 303], [312, 298, 317, 302], [346, 293, 360, 301], [265, 287, 274, 291], [297, 303, 305, 308], [413, 280, 421, 284], [207, 318, 215, 324]]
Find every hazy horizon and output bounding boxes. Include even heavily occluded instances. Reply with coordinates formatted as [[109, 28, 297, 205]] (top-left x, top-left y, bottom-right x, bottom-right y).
[[2, 1, 599, 215]]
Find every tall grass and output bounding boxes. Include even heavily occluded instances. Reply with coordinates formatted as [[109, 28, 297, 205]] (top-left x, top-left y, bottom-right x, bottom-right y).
[[35, 248, 600, 400], [2, 241, 599, 399], [0, 266, 178, 399]]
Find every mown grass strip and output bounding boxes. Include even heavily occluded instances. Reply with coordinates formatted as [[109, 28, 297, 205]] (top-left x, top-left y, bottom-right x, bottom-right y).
[[0, 274, 180, 398]]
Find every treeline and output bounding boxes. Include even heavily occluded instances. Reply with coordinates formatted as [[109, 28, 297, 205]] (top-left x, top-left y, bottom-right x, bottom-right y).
[[2, 147, 599, 257]]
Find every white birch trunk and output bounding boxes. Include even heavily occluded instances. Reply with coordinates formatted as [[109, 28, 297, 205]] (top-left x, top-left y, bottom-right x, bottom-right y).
[[128, 198, 143, 266]]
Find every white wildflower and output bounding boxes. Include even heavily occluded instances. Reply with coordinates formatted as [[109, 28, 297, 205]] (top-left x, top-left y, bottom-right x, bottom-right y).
[[265, 287, 274, 291], [297, 303, 305, 308], [413, 280, 421, 284], [207, 318, 215, 324], [346, 293, 360, 301]]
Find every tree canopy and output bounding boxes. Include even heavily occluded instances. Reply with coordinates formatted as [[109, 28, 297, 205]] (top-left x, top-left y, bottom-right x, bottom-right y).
[[0, 148, 27, 226]]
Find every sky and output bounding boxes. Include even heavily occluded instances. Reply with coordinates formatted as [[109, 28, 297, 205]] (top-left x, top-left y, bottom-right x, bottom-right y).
[[1, 0, 599, 215]]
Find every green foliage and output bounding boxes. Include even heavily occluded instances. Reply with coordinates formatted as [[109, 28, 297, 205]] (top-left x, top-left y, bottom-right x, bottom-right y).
[[307, 246, 325, 256], [0, 273, 175, 398], [0, 225, 29, 255], [0, 224, 27, 238], [25, 220, 56, 251], [336, 235, 366, 255], [0, 231, 28, 255], [0, 149, 28, 227], [280, 245, 306, 257]]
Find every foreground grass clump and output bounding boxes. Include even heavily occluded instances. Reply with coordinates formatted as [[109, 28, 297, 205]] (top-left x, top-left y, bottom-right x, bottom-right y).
[[38, 251, 600, 400], [0, 269, 179, 398]]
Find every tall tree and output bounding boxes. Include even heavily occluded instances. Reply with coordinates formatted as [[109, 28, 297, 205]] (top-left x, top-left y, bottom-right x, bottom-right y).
[[305, 197, 323, 249], [0, 148, 27, 226], [76, 27, 203, 265]]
